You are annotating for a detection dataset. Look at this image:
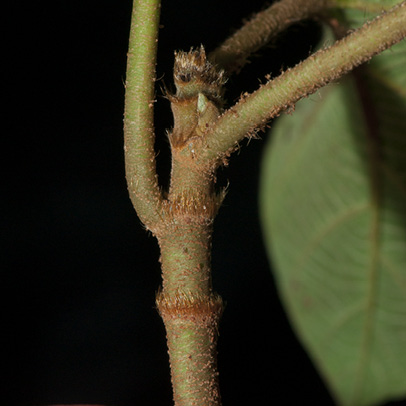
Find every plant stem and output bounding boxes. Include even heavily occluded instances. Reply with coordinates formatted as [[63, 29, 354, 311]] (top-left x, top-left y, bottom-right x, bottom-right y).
[[153, 48, 225, 405], [124, 0, 163, 231], [202, 0, 406, 162], [157, 292, 223, 406], [125, 1, 406, 405], [156, 158, 224, 405], [209, 0, 331, 74]]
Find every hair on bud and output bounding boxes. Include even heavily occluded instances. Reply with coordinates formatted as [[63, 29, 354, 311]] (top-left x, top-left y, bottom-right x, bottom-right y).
[[174, 45, 227, 101]]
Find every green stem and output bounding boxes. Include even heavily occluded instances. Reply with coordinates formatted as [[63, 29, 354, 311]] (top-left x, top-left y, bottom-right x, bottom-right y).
[[154, 48, 226, 405], [157, 291, 223, 406], [156, 183, 224, 405], [209, 0, 331, 74], [125, 2, 406, 405], [124, 0, 163, 231], [202, 0, 406, 163], [157, 150, 224, 405]]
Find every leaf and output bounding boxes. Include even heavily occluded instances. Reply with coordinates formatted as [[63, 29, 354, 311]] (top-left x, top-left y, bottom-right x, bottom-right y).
[[259, 18, 406, 406], [332, 0, 400, 16]]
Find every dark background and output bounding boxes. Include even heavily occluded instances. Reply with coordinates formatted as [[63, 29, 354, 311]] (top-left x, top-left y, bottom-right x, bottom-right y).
[[5, 1, 404, 405]]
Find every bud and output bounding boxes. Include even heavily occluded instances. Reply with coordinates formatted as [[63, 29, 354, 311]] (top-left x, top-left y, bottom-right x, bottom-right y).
[[173, 45, 226, 101]]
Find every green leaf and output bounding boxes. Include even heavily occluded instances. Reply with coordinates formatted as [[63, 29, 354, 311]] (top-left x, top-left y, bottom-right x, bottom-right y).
[[332, 0, 400, 17], [259, 21, 406, 406]]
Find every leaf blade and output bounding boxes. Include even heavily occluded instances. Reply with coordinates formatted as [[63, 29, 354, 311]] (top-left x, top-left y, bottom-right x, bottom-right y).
[[259, 30, 406, 406]]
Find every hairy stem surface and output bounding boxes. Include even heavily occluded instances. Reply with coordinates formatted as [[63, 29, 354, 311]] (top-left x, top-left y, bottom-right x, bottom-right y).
[[209, 0, 331, 74], [124, 0, 163, 230], [156, 48, 226, 405], [156, 153, 224, 406], [202, 1, 406, 162], [125, 1, 406, 405]]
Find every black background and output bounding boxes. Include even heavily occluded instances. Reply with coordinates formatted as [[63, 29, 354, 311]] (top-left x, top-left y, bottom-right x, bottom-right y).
[[5, 1, 405, 405]]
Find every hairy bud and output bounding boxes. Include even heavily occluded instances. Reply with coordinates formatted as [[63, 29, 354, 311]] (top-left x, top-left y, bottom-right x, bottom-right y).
[[174, 45, 226, 101]]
